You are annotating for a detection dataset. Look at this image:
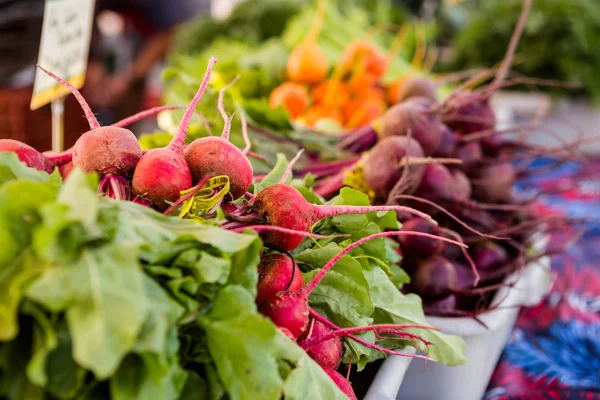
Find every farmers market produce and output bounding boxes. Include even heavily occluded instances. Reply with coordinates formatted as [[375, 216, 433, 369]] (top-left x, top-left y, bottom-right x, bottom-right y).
[[0, 58, 468, 399]]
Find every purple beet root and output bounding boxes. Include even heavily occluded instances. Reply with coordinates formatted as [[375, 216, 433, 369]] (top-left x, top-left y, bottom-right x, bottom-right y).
[[411, 256, 458, 298]]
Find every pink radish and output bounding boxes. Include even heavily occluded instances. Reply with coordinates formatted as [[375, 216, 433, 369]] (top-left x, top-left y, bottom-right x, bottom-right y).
[[131, 57, 217, 209]]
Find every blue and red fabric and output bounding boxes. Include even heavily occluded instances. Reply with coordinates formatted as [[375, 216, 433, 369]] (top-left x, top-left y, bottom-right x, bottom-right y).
[[485, 158, 600, 399]]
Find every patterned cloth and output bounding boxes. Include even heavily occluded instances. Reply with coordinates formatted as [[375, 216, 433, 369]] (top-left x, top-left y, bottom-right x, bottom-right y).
[[485, 158, 600, 400]]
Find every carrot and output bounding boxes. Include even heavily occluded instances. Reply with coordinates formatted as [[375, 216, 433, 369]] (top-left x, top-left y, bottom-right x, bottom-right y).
[[286, 0, 329, 84], [311, 80, 350, 108], [269, 82, 310, 119], [304, 104, 343, 128]]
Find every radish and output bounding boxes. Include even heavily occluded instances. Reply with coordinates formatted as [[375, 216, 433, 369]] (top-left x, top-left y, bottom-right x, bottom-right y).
[[322, 368, 357, 400], [184, 78, 253, 200], [36, 65, 142, 199], [0, 139, 52, 172], [256, 253, 303, 306], [131, 57, 217, 209], [379, 97, 442, 155], [248, 183, 438, 252], [298, 318, 342, 370], [411, 256, 458, 298], [362, 136, 425, 200], [260, 230, 466, 338]]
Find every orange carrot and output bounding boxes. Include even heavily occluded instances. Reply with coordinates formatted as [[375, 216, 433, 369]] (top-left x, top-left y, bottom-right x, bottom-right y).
[[304, 104, 343, 128], [269, 82, 310, 119], [312, 80, 350, 108], [286, 0, 329, 84], [343, 97, 386, 129]]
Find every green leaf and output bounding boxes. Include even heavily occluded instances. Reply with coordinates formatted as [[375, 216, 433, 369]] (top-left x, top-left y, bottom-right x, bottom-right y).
[[22, 302, 57, 388], [44, 320, 87, 399], [0, 153, 50, 185], [365, 267, 466, 366], [108, 201, 260, 255], [243, 98, 292, 131], [110, 354, 188, 400], [198, 286, 282, 400], [254, 153, 289, 193], [26, 244, 147, 379], [273, 331, 348, 400]]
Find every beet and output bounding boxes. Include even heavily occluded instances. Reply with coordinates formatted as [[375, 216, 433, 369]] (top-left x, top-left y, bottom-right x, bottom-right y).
[[362, 136, 425, 199], [455, 142, 483, 168], [250, 183, 435, 252], [433, 124, 458, 159], [394, 77, 437, 104], [132, 58, 217, 209], [443, 91, 496, 135], [450, 169, 472, 201], [471, 162, 516, 203], [379, 97, 442, 155], [256, 253, 303, 306], [471, 241, 509, 271], [423, 294, 457, 312], [0, 139, 52, 172], [37, 65, 142, 178], [411, 256, 457, 298], [298, 318, 343, 369], [322, 368, 357, 400], [398, 218, 443, 257], [184, 137, 253, 200]]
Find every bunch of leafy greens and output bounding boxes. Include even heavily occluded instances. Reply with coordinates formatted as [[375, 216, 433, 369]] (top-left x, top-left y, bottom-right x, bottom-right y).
[[440, 0, 600, 102], [0, 153, 350, 400], [251, 154, 467, 369]]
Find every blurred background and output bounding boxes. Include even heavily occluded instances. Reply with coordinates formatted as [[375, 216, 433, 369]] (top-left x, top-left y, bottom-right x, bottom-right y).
[[1, 0, 599, 152]]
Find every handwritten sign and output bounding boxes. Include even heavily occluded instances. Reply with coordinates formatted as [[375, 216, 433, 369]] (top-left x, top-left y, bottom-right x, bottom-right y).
[[30, 0, 96, 110]]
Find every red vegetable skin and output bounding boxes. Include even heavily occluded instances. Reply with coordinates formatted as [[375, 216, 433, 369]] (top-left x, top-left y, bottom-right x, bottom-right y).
[[380, 96, 443, 155], [0, 139, 52, 172], [411, 256, 458, 298], [256, 253, 303, 306], [322, 368, 358, 400], [36, 65, 142, 177], [132, 57, 217, 209], [251, 183, 436, 252], [471, 241, 509, 271], [363, 136, 425, 199], [261, 230, 464, 338], [184, 76, 253, 200], [398, 217, 443, 257], [298, 319, 343, 369]]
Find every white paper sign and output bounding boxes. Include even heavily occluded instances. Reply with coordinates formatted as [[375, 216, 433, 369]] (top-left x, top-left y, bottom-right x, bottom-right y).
[[31, 0, 96, 110]]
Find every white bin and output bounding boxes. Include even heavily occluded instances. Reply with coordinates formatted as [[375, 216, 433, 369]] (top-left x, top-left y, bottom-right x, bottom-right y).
[[366, 255, 551, 400]]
